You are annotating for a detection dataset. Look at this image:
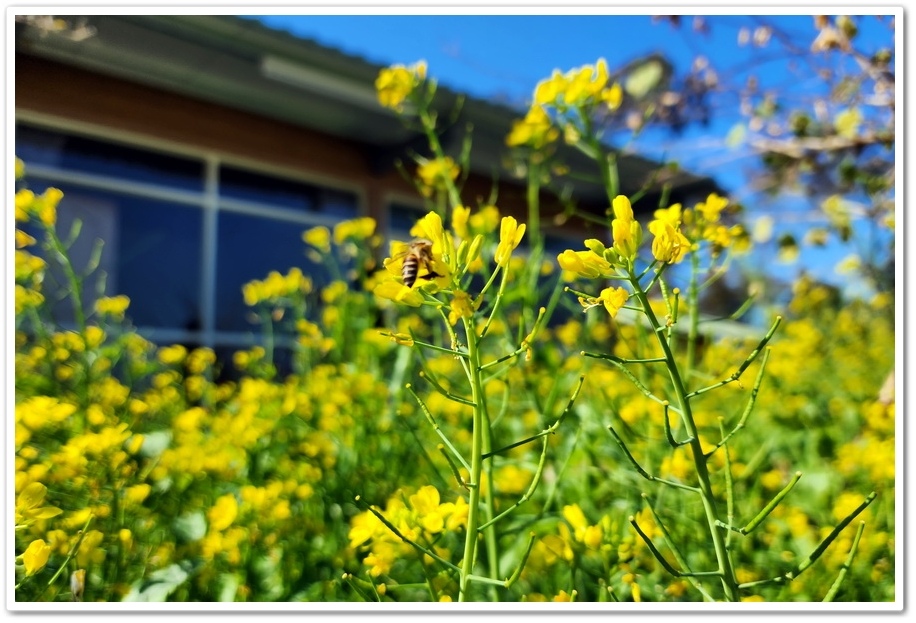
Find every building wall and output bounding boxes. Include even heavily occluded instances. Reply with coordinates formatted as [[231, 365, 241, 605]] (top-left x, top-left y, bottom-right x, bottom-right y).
[[15, 52, 581, 363]]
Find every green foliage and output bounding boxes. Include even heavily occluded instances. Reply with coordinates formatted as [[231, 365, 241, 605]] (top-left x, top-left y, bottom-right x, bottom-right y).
[[13, 50, 895, 605]]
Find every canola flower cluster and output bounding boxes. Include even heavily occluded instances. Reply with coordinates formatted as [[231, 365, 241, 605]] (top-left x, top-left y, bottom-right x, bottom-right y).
[[13, 49, 896, 603]]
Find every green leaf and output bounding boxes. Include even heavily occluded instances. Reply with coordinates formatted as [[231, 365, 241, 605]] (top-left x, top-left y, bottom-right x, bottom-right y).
[[624, 59, 665, 99], [834, 107, 862, 139], [218, 573, 240, 602], [725, 123, 747, 148], [172, 511, 207, 543], [138, 430, 172, 458], [122, 560, 198, 602]]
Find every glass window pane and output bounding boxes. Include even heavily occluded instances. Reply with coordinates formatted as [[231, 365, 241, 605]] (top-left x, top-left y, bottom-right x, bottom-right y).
[[15, 124, 205, 192], [215, 212, 332, 332], [212, 345, 295, 381], [389, 202, 426, 236], [219, 165, 358, 217], [20, 177, 203, 331]]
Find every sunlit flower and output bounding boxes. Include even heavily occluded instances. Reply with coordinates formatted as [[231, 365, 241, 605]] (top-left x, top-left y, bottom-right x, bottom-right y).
[[15, 229, 36, 248], [599, 287, 629, 318], [448, 291, 477, 325], [564, 59, 609, 106], [695, 193, 729, 223], [495, 216, 526, 267], [410, 211, 446, 248], [333, 217, 376, 245], [602, 82, 623, 110], [21, 539, 51, 576], [468, 205, 501, 236], [208, 494, 239, 532], [375, 60, 427, 111], [416, 157, 459, 197], [378, 331, 415, 347], [94, 295, 130, 320], [14, 482, 62, 528], [611, 195, 642, 261], [15, 285, 45, 315], [534, 70, 568, 107], [76, 530, 105, 568], [648, 219, 691, 264], [16, 397, 77, 433], [303, 225, 331, 252], [506, 105, 559, 148], [157, 344, 187, 366], [452, 205, 471, 239], [653, 203, 683, 228], [373, 281, 425, 307], [557, 250, 614, 279]]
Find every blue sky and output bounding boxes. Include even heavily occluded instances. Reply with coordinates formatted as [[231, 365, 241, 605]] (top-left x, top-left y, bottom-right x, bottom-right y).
[[248, 12, 897, 298]]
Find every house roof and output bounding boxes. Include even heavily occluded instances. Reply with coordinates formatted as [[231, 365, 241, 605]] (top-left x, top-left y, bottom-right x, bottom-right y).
[[15, 14, 722, 208]]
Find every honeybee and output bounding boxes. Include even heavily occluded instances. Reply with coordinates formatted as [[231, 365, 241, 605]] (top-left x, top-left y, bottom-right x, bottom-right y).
[[397, 238, 440, 287]]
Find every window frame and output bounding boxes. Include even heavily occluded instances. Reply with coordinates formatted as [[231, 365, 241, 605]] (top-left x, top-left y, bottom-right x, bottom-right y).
[[15, 111, 367, 351]]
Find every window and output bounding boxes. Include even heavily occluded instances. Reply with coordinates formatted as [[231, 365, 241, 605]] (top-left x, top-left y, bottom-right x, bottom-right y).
[[214, 212, 328, 332], [388, 200, 427, 238], [21, 177, 204, 330], [16, 124, 205, 191], [15, 121, 359, 360]]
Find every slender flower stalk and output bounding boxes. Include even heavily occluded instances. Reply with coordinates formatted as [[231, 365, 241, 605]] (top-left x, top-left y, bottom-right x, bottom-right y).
[[625, 264, 741, 601]]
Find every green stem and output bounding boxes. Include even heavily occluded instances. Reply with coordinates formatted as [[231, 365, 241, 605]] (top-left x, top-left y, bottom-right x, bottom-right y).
[[458, 317, 485, 602], [685, 246, 700, 377], [259, 308, 275, 375], [526, 159, 542, 252], [419, 109, 463, 212], [43, 221, 93, 410], [627, 266, 740, 602], [44, 223, 87, 334]]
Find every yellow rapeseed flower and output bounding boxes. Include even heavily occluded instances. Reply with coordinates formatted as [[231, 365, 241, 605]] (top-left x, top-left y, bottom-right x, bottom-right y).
[[653, 203, 683, 228], [16, 396, 77, 432], [648, 219, 691, 264], [14, 482, 62, 527], [21, 539, 52, 576], [468, 205, 501, 235], [598, 287, 629, 318], [375, 60, 427, 111], [123, 484, 151, 506], [557, 250, 614, 279], [15, 229, 36, 248], [157, 344, 188, 365], [410, 211, 446, 248], [416, 157, 459, 197], [602, 82, 623, 110], [448, 291, 477, 325], [75, 530, 105, 567], [333, 217, 377, 245], [14, 285, 45, 315], [348, 509, 384, 549], [611, 195, 642, 261], [696, 193, 729, 223], [94, 295, 131, 319], [534, 70, 568, 108], [379, 331, 415, 347], [564, 59, 609, 106], [494, 216, 526, 267], [373, 281, 425, 307], [302, 225, 331, 252], [26, 187, 64, 227], [451, 205, 471, 239], [208, 493, 239, 532], [506, 105, 560, 149]]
